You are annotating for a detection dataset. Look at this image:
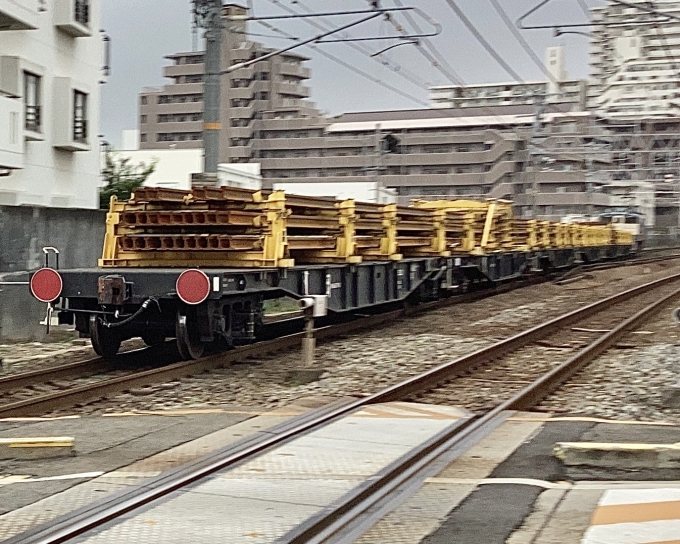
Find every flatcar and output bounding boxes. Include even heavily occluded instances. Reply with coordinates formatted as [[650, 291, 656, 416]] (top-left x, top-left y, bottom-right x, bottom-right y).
[[28, 188, 637, 359]]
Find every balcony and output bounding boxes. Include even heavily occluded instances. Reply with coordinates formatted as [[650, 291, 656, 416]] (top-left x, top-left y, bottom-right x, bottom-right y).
[[163, 63, 204, 78], [55, 0, 91, 37], [52, 78, 90, 151], [278, 82, 310, 98], [279, 63, 310, 79], [0, 94, 22, 169], [0, 0, 39, 31]]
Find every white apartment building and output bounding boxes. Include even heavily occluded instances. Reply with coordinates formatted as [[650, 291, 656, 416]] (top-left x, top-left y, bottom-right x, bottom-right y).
[[0, 0, 104, 208], [430, 47, 588, 111], [590, 0, 680, 118]]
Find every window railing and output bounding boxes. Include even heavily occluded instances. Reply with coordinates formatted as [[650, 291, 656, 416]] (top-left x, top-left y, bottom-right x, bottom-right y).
[[75, 0, 90, 25], [73, 118, 88, 143], [26, 105, 41, 133]]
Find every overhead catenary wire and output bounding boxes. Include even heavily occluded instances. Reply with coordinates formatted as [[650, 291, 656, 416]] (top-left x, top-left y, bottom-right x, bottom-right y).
[[486, 0, 569, 119], [390, 0, 465, 85], [252, 13, 429, 106], [271, 0, 432, 93], [576, 0, 591, 19], [443, 0, 524, 82], [488, 0, 558, 85], [261, 3, 535, 125], [253, 2, 560, 136], [388, 0, 554, 128]]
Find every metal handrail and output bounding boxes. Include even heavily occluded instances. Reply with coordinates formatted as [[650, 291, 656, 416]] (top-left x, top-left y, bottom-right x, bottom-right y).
[[73, 119, 88, 143], [25, 105, 41, 133], [75, 0, 89, 25]]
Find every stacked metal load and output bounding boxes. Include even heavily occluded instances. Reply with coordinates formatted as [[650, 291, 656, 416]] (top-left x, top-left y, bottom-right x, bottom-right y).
[[411, 200, 514, 255], [100, 186, 295, 268], [99, 188, 632, 269], [509, 219, 539, 251]]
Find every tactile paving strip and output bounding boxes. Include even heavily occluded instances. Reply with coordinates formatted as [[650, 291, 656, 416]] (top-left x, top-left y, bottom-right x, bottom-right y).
[[0, 481, 130, 540], [354, 482, 476, 544]]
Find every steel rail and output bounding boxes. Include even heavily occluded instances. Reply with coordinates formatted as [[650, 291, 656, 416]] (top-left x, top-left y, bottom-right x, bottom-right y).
[[1, 254, 677, 418], [6, 272, 680, 544], [0, 347, 153, 395], [280, 287, 680, 544], [367, 272, 680, 404]]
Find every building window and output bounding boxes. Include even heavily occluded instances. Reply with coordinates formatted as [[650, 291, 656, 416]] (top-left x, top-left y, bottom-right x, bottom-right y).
[[141, 96, 148, 105], [157, 132, 202, 142], [140, 115, 147, 124], [75, 0, 90, 26], [73, 90, 88, 143], [24, 72, 41, 133], [140, 133, 147, 143]]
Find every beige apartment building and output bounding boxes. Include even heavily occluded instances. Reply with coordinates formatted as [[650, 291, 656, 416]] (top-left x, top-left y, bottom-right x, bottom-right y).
[[139, 4, 315, 163], [253, 104, 620, 225]]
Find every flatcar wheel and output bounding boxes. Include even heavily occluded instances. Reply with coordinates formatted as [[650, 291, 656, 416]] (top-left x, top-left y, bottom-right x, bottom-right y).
[[89, 315, 122, 359], [176, 310, 205, 360], [141, 331, 166, 347]]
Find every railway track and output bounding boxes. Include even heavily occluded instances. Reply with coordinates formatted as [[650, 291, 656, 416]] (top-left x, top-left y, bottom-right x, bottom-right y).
[[2, 253, 680, 419], [6, 270, 680, 544]]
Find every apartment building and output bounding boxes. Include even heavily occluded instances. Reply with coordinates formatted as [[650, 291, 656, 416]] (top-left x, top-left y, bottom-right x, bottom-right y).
[[430, 47, 588, 111], [0, 0, 104, 208], [584, 1, 680, 226], [140, 6, 678, 223], [254, 106, 613, 214], [589, 0, 680, 119], [139, 3, 315, 164]]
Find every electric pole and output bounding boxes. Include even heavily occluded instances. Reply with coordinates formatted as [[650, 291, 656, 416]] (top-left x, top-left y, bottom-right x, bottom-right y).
[[192, 0, 223, 182], [528, 90, 546, 219]]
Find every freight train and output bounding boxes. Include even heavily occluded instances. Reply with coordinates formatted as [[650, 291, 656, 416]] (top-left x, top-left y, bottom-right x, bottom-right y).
[[28, 187, 637, 359]]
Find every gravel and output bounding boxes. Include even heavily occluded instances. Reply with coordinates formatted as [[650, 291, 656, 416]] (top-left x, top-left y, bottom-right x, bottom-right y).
[[538, 298, 680, 423], [38, 259, 680, 420]]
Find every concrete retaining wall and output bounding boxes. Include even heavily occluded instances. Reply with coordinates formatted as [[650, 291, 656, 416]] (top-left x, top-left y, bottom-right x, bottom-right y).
[[0, 272, 50, 342], [0, 206, 106, 273], [0, 206, 105, 341]]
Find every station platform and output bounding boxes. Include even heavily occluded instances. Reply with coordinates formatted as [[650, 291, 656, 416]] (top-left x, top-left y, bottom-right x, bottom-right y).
[[0, 402, 471, 543], [1, 404, 679, 543]]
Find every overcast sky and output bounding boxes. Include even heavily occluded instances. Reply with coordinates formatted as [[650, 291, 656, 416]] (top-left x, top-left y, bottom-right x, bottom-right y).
[[100, 0, 604, 148]]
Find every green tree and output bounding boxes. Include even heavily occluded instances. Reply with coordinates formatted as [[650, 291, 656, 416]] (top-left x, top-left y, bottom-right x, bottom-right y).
[[99, 150, 158, 209]]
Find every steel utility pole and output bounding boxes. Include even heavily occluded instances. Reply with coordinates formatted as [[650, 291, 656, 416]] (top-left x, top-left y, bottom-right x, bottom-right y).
[[193, 0, 223, 182], [527, 91, 546, 219]]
